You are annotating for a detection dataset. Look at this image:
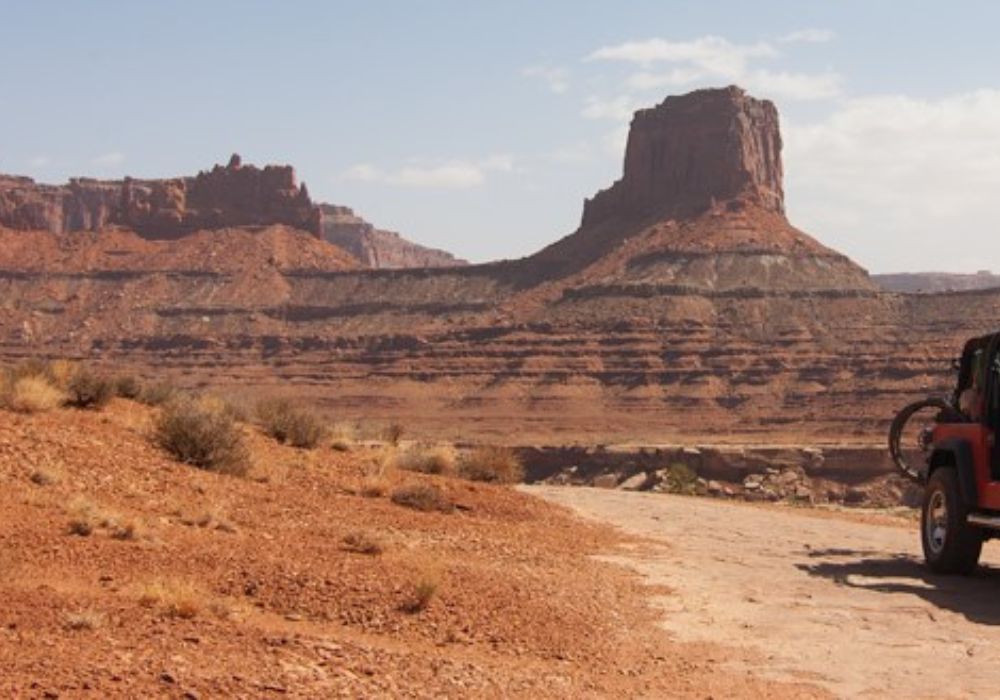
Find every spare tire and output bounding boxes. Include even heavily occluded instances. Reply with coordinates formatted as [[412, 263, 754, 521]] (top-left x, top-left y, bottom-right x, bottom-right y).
[[888, 397, 962, 482]]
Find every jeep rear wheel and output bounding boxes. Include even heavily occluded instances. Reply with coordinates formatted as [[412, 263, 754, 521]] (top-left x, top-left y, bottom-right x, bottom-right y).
[[921, 468, 982, 574]]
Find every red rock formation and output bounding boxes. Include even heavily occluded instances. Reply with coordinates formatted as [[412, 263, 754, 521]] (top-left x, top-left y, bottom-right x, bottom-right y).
[[581, 86, 783, 228], [320, 204, 467, 269], [0, 155, 321, 239]]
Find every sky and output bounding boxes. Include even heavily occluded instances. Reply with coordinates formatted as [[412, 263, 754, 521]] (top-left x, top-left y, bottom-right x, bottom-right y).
[[2, 1, 1000, 273]]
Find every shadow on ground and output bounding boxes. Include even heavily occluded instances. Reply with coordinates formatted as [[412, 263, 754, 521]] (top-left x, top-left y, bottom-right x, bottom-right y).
[[797, 547, 1000, 626]]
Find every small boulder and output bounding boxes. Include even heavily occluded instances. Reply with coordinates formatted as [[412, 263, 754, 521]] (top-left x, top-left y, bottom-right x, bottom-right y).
[[618, 472, 650, 491], [593, 474, 619, 489]]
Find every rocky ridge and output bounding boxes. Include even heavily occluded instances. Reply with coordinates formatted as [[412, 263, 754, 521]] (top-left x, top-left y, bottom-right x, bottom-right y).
[[320, 204, 467, 269], [0, 154, 322, 239], [0, 86, 990, 451]]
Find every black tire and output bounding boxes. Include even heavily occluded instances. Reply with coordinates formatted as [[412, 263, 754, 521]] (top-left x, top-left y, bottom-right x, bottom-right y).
[[921, 468, 982, 575]]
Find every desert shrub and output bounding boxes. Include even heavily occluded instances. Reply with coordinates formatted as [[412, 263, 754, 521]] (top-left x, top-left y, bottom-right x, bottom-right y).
[[393, 445, 456, 475], [400, 564, 441, 613], [382, 422, 405, 446], [63, 610, 104, 631], [457, 446, 524, 484], [4, 375, 64, 413], [138, 580, 203, 619], [154, 396, 249, 475], [114, 374, 143, 399], [256, 397, 326, 449], [390, 483, 453, 513], [341, 530, 384, 555], [662, 462, 699, 495], [139, 381, 179, 406], [65, 369, 115, 409]]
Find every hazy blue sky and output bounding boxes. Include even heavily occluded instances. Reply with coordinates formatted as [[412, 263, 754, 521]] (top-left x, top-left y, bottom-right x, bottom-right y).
[[2, 1, 1000, 272]]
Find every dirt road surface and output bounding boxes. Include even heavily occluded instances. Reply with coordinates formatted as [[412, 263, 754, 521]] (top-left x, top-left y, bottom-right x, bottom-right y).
[[528, 486, 1000, 699]]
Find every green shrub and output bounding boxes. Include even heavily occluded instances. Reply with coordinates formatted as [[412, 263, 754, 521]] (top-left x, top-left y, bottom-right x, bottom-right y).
[[457, 446, 524, 484], [154, 397, 249, 475], [256, 397, 326, 449], [662, 462, 699, 495]]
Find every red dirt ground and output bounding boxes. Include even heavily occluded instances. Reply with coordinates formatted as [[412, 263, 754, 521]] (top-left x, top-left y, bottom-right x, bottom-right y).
[[0, 400, 827, 698]]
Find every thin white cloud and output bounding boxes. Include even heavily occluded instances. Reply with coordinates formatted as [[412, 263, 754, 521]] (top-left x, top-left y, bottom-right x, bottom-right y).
[[746, 69, 842, 101], [92, 151, 125, 167], [522, 64, 570, 94], [779, 28, 836, 44], [589, 36, 776, 72], [587, 34, 842, 103], [582, 94, 643, 121], [344, 155, 516, 189], [27, 155, 50, 168], [785, 89, 1000, 272]]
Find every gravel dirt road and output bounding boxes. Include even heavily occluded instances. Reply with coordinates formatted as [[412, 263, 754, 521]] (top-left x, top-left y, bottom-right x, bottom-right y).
[[528, 486, 1000, 699]]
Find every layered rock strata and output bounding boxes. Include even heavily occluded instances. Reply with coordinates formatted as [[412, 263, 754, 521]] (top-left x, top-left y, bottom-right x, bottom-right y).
[[320, 204, 467, 269], [0, 154, 321, 239]]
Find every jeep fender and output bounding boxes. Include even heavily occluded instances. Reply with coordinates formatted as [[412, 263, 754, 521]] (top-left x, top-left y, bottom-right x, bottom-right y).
[[929, 439, 978, 508]]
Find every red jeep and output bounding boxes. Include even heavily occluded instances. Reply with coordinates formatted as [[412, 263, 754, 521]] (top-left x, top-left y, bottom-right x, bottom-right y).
[[890, 333, 1000, 574]]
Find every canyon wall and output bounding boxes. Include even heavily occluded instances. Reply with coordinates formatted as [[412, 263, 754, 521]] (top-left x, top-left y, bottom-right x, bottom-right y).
[[0, 86, 988, 448]]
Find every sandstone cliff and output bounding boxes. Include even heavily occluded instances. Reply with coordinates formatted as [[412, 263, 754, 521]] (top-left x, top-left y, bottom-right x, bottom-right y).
[[0, 87, 982, 449], [0, 154, 321, 239], [320, 204, 467, 269]]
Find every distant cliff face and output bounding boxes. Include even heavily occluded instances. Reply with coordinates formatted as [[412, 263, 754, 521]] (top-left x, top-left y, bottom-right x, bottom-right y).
[[320, 204, 467, 269], [582, 86, 783, 228], [0, 154, 322, 239], [873, 271, 1000, 294]]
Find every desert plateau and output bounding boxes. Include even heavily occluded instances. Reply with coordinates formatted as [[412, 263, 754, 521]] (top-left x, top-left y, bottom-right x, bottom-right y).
[[4, 4, 1000, 699]]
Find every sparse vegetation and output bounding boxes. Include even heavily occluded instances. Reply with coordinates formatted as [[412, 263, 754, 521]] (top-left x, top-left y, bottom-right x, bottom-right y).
[[29, 462, 61, 486], [341, 530, 384, 555], [393, 444, 456, 475], [63, 609, 104, 631], [390, 483, 453, 513], [256, 397, 326, 449], [382, 422, 405, 446], [457, 446, 524, 484], [114, 374, 143, 399], [661, 462, 700, 495], [331, 438, 353, 452], [154, 396, 249, 475], [65, 368, 115, 409], [137, 580, 203, 619], [3, 375, 64, 413], [139, 380, 179, 406], [401, 563, 441, 613], [66, 498, 134, 538]]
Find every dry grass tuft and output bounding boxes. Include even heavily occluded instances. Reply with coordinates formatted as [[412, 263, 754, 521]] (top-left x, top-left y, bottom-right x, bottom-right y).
[[4, 375, 64, 414], [401, 561, 442, 613], [458, 446, 524, 484], [256, 397, 326, 449], [341, 530, 384, 555], [393, 444, 456, 476], [382, 422, 405, 446], [63, 609, 105, 631], [154, 396, 249, 475], [390, 483, 453, 513], [113, 374, 143, 399], [66, 498, 138, 539], [139, 381, 179, 406], [137, 580, 204, 619]]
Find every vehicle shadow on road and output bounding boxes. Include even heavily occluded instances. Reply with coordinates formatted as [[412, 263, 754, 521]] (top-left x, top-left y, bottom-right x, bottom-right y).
[[797, 548, 1000, 626]]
